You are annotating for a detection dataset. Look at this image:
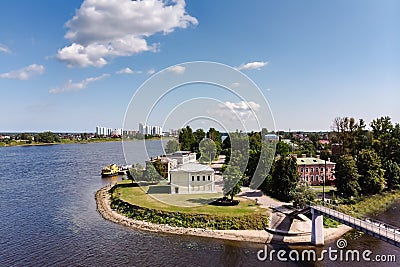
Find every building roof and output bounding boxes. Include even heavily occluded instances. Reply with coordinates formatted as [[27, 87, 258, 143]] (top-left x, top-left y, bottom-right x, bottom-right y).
[[170, 163, 214, 173], [296, 157, 335, 165]]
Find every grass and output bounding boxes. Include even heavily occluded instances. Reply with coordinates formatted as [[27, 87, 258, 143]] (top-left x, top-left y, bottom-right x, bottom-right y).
[[114, 184, 265, 217], [323, 217, 340, 228], [311, 185, 336, 193], [109, 182, 269, 230], [338, 189, 400, 218]]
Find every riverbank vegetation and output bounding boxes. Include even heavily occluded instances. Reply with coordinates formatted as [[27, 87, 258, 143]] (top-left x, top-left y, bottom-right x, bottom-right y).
[[0, 131, 124, 147], [109, 181, 269, 230]]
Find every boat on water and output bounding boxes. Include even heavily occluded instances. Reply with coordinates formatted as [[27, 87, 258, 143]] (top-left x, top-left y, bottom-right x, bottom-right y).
[[101, 164, 119, 177]]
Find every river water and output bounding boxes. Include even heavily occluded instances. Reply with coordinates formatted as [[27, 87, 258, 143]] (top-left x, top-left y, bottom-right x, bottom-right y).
[[0, 141, 398, 266]]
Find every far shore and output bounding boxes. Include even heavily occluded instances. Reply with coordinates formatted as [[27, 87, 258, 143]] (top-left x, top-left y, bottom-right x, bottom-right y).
[[0, 137, 172, 148], [95, 185, 351, 245]]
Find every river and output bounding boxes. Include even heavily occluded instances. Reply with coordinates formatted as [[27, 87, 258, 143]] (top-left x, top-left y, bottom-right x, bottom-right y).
[[0, 141, 398, 266]]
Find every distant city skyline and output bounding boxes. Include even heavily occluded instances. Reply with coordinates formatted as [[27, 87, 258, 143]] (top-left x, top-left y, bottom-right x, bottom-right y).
[[0, 1, 399, 132]]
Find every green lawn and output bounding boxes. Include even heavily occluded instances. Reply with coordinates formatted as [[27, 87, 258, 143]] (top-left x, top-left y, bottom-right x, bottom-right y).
[[114, 184, 266, 217], [311, 185, 336, 193]]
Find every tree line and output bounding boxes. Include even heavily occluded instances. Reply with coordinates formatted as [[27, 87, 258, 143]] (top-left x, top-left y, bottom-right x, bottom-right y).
[[333, 116, 400, 198]]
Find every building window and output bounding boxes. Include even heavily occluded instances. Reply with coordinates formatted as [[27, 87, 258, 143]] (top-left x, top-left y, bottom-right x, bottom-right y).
[[300, 168, 304, 172], [316, 175, 319, 181], [306, 176, 308, 181], [311, 168, 314, 172], [197, 176, 200, 181], [192, 176, 194, 181], [203, 175, 206, 181], [306, 168, 308, 172], [311, 175, 314, 181], [208, 175, 211, 181]]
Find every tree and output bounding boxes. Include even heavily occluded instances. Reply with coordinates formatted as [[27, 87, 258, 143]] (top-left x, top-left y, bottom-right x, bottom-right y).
[[178, 126, 195, 151], [198, 138, 216, 164], [269, 156, 299, 202], [129, 163, 144, 182], [248, 141, 275, 189], [290, 182, 316, 208], [335, 155, 360, 198], [20, 132, 32, 141], [151, 158, 165, 178], [357, 149, 385, 195], [276, 141, 291, 156], [35, 131, 59, 143], [223, 165, 243, 200], [383, 160, 400, 190], [165, 139, 179, 154], [331, 117, 359, 157], [143, 162, 161, 182], [193, 128, 206, 153], [207, 128, 222, 156]]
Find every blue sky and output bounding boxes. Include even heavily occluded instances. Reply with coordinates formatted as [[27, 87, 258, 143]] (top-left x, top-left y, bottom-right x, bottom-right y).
[[0, 0, 399, 132]]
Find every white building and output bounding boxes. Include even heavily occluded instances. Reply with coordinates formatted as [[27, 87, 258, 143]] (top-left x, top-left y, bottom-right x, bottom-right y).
[[112, 128, 123, 136], [170, 163, 215, 194], [96, 126, 113, 136], [167, 151, 197, 165], [139, 123, 163, 136], [264, 134, 279, 142]]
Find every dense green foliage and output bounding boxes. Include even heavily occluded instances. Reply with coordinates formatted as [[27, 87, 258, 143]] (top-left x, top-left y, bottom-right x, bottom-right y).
[[178, 126, 222, 159], [356, 149, 385, 195], [332, 116, 400, 197], [335, 155, 361, 198], [290, 182, 316, 208], [198, 138, 217, 163], [165, 139, 179, 154], [128, 163, 144, 182], [265, 157, 299, 202], [222, 165, 243, 200], [143, 161, 161, 181], [35, 131, 60, 143], [383, 160, 400, 190]]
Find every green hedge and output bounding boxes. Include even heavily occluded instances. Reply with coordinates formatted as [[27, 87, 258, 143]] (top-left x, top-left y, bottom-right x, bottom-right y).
[[110, 195, 268, 230]]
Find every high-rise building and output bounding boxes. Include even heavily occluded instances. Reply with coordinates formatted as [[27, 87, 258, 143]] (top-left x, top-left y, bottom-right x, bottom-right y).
[[139, 123, 163, 136]]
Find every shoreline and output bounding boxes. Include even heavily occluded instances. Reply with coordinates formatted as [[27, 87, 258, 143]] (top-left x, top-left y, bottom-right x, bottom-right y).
[[95, 185, 351, 245], [0, 137, 172, 148]]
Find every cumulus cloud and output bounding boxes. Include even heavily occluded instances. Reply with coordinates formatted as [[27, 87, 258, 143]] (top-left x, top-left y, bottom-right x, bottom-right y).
[[167, 65, 185, 74], [0, 64, 45, 80], [0, 44, 11, 53], [236, 61, 268, 71], [49, 73, 110, 94], [57, 0, 198, 67], [116, 67, 142, 74], [147, 68, 156, 75], [212, 101, 260, 121]]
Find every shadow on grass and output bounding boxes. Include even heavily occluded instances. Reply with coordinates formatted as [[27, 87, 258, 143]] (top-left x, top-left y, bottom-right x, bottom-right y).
[[186, 197, 219, 205]]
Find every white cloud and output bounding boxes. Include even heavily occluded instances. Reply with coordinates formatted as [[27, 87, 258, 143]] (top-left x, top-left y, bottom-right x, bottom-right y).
[[57, 0, 198, 67], [49, 73, 110, 94], [116, 67, 142, 74], [212, 101, 260, 121], [236, 61, 268, 71], [147, 68, 156, 75], [0, 64, 45, 80], [0, 44, 11, 53], [167, 65, 185, 74], [231, 82, 240, 88]]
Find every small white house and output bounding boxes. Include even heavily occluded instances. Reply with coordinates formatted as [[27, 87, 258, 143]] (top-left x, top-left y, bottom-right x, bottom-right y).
[[170, 163, 215, 194]]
